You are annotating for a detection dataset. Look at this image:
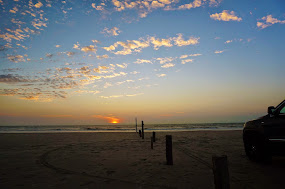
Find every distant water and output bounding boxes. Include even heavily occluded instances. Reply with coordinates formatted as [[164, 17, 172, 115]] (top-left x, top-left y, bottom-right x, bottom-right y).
[[0, 123, 243, 133]]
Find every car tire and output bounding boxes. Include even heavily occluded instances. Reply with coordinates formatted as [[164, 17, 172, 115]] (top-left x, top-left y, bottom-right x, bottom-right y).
[[244, 134, 271, 162]]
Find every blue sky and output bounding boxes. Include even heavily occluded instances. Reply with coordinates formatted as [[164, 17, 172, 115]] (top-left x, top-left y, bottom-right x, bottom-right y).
[[0, 0, 285, 125]]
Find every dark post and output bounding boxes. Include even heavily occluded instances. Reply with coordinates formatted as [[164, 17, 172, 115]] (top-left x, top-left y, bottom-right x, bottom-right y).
[[135, 117, 137, 133], [139, 130, 141, 137], [142, 121, 144, 139], [166, 135, 173, 165], [151, 137, 153, 149], [212, 155, 230, 189], [153, 131, 156, 142]]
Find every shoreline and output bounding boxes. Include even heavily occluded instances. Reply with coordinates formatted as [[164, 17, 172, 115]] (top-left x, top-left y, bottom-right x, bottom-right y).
[[0, 128, 242, 134]]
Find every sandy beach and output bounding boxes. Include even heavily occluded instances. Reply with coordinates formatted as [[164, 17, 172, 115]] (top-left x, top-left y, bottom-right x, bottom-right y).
[[1, 130, 285, 189]]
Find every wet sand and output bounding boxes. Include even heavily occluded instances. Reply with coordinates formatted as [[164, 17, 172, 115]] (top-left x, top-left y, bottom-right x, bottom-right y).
[[1, 131, 285, 188]]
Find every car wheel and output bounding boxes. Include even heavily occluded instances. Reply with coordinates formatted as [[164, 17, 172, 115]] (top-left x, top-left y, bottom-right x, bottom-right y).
[[244, 135, 271, 162]]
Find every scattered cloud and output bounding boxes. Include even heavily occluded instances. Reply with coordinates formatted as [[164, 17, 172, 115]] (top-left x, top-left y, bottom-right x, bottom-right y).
[[257, 15, 285, 29], [215, 50, 224, 54], [177, 0, 203, 10], [81, 45, 96, 53], [210, 10, 242, 21], [116, 63, 128, 68], [180, 54, 202, 59], [46, 53, 53, 58], [150, 36, 173, 50], [104, 82, 113, 88], [135, 59, 152, 64], [181, 59, 193, 64], [103, 34, 199, 55], [96, 54, 109, 59], [157, 73, 166, 77], [156, 57, 174, 64], [40, 115, 72, 118], [161, 63, 175, 68], [91, 2, 106, 11], [7, 55, 25, 63], [34, 2, 43, 8], [225, 40, 233, 44], [102, 27, 121, 36]]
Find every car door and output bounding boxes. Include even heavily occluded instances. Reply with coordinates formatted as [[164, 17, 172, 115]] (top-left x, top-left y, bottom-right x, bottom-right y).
[[266, 103, 285, 154]]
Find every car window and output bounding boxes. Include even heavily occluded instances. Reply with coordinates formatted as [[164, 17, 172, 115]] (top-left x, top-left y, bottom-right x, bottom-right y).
[[280, 106, 285, 115]]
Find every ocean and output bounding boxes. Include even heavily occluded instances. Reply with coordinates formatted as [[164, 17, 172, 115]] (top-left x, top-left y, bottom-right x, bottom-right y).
[[0, 123, 244, 133]]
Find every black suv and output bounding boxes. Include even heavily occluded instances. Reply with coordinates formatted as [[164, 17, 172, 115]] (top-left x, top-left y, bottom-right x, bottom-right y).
[[243, 100, 285, 161]]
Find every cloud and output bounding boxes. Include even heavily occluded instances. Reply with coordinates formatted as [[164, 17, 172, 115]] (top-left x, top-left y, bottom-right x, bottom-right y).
[[178, 0, 203, 10], [81, 45, 96, 53], [225, 40, 233, 44], [180, 55, 188, 59], [101, 27, 121, 36], [161, 63, 175, 68], [103, 38, 150, 55], [135, 59, 152, 64], [257, 15, 285, 29], [210, 10, 242, 21], [173, 34, 200, 46], [100, 93, 143, 99], [92, 114, 121, 124], [75, 90, 100, 94], [55, 45, 61, 48], [73, 43, 80, 49], [116, 63, 128, 68], [156, 57, 174, 64], [0, 88, 67, 102], [91, 2, 105, 11], [157, 73, 166, 77], [66, 51, 75, 56], [34, 2, 43, 8], [7, 55, 25, 63], [104, 82, 113, 88], [103, 34, 199, 55], [46, 53, 53, 58], [181, 59, 193, 64], [0, 74, 31, 83], [96, 54, 109, 59], [40, 115, 72, 118], [150, 36, 173, 50], [215, 50, 224, 54], [116, 80, 134, 85], [9, 7, 18, 13]]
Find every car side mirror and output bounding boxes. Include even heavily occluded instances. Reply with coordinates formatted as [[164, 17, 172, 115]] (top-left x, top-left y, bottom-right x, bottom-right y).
[[268, 106, 275, 115]]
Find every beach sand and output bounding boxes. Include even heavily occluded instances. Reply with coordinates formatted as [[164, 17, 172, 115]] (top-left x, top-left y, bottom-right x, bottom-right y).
[[1, 131, 285, 189]]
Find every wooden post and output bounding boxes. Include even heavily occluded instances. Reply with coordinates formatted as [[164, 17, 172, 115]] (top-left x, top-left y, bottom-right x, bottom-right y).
[[151, 137, 153, 149], [153, 131, 156, 142], [212, 155, 230, 189], [166, 135, 173, 165], [139, 130, 141, 137], [142, 121, 144, 139], [135, 117, 137, 133]]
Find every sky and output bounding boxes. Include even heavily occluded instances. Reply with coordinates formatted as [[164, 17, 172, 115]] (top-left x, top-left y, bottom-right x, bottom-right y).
[[0, 0, 285, 126]]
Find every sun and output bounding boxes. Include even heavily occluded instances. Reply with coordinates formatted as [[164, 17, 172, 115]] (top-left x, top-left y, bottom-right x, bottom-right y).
[[112, 120, 118, 124]]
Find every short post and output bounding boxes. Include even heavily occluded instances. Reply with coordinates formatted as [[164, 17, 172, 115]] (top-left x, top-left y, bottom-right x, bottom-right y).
[[151, 137, 153, 149], [135, 117, 137, 133], [153, 132, 156, 142], [166, 135, 173, 165], [139, 130, 141, 137], [142, 121, 144, 139], [212, 155, 230, 189]]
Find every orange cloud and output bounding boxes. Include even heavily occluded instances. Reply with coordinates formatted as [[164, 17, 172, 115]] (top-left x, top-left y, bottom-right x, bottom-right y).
[[40, 115, 72, 118], [92, 115, 121, 124]]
